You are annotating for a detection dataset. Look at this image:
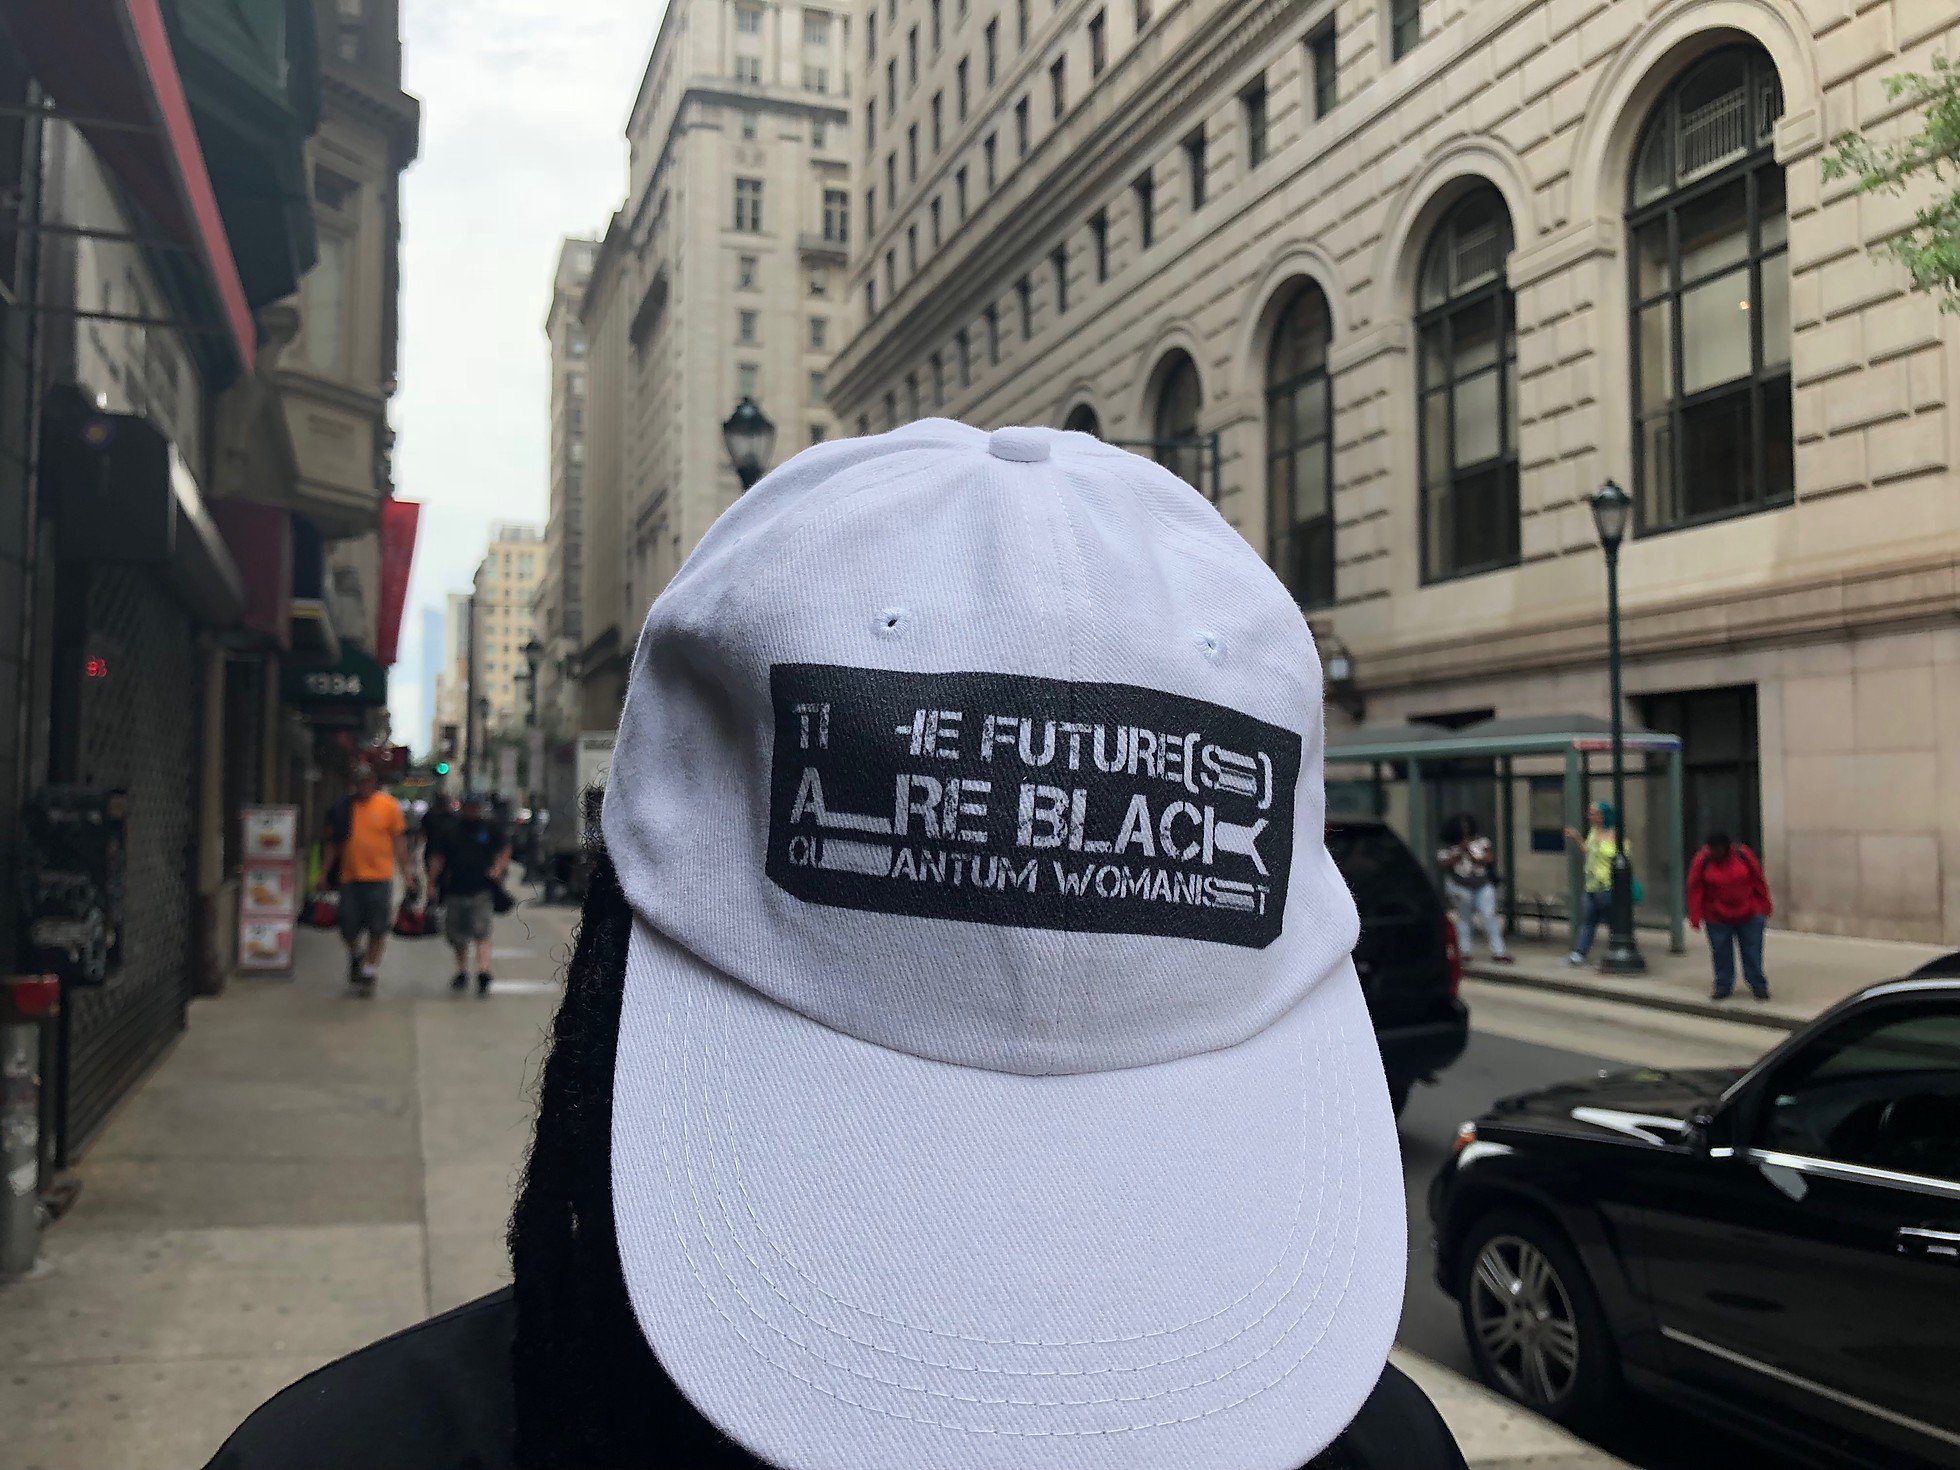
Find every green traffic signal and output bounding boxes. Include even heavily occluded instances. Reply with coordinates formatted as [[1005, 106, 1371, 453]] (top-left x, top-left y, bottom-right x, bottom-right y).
[[435, 762, 450, 775]]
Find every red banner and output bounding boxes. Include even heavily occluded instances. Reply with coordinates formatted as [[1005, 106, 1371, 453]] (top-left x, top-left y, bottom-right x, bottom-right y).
[[376, 499, 420, 667]]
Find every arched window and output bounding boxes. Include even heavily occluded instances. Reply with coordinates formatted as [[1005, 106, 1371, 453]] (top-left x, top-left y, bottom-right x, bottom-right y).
[[1630, 45, 1790, 532], [1152, 352, 1204, 491], [1064, 403, 1102, 437], [1417, 186, 1518, 581], [1266, 283, 1335, 608]]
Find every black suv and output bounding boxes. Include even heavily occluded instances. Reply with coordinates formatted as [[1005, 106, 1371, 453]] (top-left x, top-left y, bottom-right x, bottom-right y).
[[1326, 818, 1468, 1117], [1429, 964, 1960, 1469]]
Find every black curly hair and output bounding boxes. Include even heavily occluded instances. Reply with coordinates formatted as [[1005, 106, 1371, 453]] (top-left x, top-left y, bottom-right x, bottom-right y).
[[505, 842, 1369, 1469], [506, 845, 753, 1468]]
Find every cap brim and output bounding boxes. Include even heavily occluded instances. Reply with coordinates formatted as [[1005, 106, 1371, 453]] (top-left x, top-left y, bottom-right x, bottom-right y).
[[612, 915, 1405, 1470]]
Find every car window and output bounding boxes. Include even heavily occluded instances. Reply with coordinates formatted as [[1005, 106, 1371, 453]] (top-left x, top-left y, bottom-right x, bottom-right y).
[[1758, 1003, 1960, 1184], [1326, 825, 1432, 920]]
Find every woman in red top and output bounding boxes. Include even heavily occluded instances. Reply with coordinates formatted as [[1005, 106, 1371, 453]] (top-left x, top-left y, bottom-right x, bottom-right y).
[[1686, 831, 1773, 1001]]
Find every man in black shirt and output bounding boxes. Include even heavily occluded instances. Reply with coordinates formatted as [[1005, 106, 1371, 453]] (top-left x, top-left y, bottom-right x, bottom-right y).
[[426, 792, 511, 994], [206, 425, 1468, 1470]]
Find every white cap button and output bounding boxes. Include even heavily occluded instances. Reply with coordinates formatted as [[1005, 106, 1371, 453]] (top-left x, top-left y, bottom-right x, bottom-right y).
[[987, 427, 1051, 463]]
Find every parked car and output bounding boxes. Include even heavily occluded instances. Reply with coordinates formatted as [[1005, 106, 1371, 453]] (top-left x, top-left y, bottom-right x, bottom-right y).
[[1428, 961, 1960, 1470], [1326, 818, 1469, 1116]]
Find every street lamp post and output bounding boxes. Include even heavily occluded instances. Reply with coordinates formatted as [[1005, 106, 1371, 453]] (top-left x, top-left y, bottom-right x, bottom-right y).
[[521, 637, 543, 730], [521, 636, 544, 812], [721, 397, 777, 490], [1589, 481, 1646, 975]]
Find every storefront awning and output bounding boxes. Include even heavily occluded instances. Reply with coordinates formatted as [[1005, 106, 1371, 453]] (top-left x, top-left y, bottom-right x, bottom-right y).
[[283, 641, 387, 713], [1, 0, 256, 374]]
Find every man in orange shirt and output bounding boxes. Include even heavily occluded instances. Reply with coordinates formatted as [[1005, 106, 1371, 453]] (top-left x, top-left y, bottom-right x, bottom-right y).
[[324, 762, 407, 996]]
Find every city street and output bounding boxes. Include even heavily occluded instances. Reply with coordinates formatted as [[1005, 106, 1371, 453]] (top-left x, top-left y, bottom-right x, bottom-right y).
[[1397, 981, 1788, 1470], [5, 892, 1841, 1470]]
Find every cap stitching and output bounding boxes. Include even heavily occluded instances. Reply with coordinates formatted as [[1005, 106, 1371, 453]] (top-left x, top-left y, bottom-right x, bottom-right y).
[[700, 982, 1329, 1370], [649, 967, 1367, 1426]]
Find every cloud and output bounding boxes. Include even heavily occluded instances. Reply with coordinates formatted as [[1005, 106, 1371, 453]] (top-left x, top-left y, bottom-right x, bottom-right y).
[[387, 0, 664, 748]]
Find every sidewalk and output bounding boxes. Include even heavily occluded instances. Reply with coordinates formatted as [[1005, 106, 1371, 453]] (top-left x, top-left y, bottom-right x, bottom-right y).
[[0, 903, 574, 1470], [1465, 925, 1951, 1031], [1, 897, 1621, 1470]]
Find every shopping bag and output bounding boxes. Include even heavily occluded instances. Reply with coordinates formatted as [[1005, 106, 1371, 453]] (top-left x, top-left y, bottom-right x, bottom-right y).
[[300, 892, 339, 929]]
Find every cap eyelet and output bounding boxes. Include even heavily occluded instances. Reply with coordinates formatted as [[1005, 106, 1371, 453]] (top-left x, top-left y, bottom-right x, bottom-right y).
[[877, 607, 909, 637], [1197, 631, 1223, 660]]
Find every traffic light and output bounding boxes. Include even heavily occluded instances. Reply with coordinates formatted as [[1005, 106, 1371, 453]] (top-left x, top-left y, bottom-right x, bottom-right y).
[[435, 762, 450, 775]]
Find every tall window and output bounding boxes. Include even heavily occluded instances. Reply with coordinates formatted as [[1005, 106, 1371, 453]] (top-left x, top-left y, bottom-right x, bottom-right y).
[[1016, 96, 1030, 155], [1629, 46, 1790, 532], [1309, 26, 1337, 117], [956, 166, 969, 218], [1185, 128, 1206, 211], [823, 188, 849, 242], [932, 92, 943, 150], [985, 20, 998, 84], [1267, 284, 1335, 608], [1089, 11, 1107, 76], [957, 327, 972, 385], [958, 57, 970, 116], [1051, 56, 1066, 119], [733, 177, 764, 231], [986, 304, 1000, 363], [1052, 245, 1068, 314], [1064, 404, 1102, 437], [1417, 186, 1519, 581], [1016, 0, 1029, 47], [1134, 169, 1154, 249], [1389, 0, 1420, 60], [1017, 275, 1033, 337], [1153, 352, 1203, 492], [1091, 210, 1109, 281], [1243, 80, 1268, 168]]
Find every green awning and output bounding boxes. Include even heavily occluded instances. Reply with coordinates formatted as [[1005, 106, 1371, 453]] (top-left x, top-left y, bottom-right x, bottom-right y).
[[283, 641, 386, 708]]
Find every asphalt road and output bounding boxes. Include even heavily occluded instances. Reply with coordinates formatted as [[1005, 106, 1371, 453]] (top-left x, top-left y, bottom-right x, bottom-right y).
[[1393, 989, 1784, 1470]]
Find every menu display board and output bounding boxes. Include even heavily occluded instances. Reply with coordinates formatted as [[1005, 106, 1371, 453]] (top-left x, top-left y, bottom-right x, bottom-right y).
[[239, 805, 300, 972]]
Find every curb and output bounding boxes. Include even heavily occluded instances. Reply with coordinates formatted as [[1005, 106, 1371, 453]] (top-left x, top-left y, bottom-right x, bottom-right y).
[[1462, 963, 1807, 1032]]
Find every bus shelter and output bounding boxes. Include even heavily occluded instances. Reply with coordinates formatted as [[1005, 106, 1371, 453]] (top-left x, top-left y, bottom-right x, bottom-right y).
[[1324, 714, 1687, 955]]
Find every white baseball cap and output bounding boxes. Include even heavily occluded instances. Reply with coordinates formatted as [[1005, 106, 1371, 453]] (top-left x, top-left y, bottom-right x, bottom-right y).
[[602, 420, 1403, 1470]]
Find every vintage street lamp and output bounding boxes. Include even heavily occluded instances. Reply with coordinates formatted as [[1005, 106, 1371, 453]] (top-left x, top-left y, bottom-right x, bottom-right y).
[[721, 397, 776, 489], [1590, 480, 1645, 974], [521, 637, 543, 729]]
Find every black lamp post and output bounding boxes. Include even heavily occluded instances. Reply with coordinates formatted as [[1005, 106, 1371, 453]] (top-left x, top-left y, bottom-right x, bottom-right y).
[[721, 397, 776, 490], [1590, 481, 1646, 974], [521, 636, 543, 729]]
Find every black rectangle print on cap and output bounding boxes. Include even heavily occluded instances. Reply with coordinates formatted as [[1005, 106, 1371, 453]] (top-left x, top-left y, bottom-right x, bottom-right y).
[[767, 664, 1301, 947]]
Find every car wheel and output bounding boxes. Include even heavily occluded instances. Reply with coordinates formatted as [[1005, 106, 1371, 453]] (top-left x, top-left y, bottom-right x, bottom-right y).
[[1458, 1210, 1618, 1434]]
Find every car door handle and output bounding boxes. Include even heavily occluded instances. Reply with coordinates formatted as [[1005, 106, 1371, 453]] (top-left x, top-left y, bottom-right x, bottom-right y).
[[1896, 1226, 1960, 1260]]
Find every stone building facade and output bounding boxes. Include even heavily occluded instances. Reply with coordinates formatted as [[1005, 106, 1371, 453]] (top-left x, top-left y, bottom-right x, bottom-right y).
[[471, 523, 544, 740], [829, 0, 1960, 944], [577, 0, 853, 720], [535, 237, 598, 738]]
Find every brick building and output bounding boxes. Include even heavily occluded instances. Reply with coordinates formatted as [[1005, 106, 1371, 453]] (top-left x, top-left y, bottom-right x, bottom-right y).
[[830, 0, 1960, 944]]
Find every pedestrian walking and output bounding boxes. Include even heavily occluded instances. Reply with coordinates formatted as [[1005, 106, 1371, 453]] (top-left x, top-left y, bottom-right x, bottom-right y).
[[1687, 830, 1773, 1001], [322, 762, 406, 996], [205, 423, 1464, 1470], [1438, 813, 1511, 963], [1563, 800, 1618, 966], [427, 792, 512, 995]]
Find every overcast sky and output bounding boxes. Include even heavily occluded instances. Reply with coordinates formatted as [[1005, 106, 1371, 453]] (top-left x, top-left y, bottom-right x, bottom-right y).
[[388, 0, 665, 747]]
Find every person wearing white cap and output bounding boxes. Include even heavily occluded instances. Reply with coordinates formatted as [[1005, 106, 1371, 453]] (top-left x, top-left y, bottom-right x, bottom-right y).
[[203, 422, 1466, 1470]]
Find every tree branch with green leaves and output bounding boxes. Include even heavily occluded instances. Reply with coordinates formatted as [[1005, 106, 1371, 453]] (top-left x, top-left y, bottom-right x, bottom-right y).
[[1826, 55, 1960, 311]]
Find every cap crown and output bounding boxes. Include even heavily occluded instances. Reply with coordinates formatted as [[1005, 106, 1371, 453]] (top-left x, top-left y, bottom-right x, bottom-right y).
[[602, 421, 1357, 1074]]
